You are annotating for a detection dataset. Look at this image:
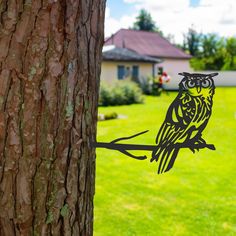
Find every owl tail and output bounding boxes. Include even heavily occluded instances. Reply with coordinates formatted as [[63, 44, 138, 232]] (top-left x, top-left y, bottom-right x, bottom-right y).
[[151, 145, 179, 174]]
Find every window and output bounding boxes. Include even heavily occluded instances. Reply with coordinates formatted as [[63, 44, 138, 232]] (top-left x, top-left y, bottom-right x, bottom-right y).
[[158, 67, 163, 75], [132, 65, 139, 79], [117, 65, 125, 80]]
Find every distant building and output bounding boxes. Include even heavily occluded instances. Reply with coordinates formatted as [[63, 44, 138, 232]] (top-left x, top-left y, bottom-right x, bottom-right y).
[[101, 46, 161, 83], [102, 29, 192, 87]]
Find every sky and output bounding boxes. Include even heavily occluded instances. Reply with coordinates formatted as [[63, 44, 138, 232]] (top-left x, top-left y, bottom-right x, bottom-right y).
[[105, 0, 236, 44]]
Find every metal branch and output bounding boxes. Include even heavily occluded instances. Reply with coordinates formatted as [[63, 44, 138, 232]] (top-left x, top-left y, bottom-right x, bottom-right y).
[[110, 130, 149, 144], [92, 142, 215, 160]]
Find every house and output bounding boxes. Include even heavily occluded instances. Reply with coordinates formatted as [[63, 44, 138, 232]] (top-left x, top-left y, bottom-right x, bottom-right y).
[[101, 45, 161, 83], [102, 29, 192, 88]]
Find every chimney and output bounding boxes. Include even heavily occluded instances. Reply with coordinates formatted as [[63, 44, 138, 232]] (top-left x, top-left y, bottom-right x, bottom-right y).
[[122, 39, 125, 48], [111, 34, 114, 44]]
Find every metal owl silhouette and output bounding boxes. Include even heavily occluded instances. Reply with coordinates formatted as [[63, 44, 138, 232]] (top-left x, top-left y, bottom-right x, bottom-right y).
[[93, 72, 218, 174]]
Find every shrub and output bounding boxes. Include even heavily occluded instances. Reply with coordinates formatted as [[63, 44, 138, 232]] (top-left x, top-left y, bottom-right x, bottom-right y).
[[98, 112, 118, 121], [152, 76, 162, 96], [136, 76, 153, 95], [104, 112, 118, 120], [99, 83, 113, 106], [99, 81, 144, 106], [136, 76, 162, 96]]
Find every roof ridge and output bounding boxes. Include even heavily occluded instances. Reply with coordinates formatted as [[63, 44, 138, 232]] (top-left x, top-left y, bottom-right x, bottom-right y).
[[119, 28, 160, 35]]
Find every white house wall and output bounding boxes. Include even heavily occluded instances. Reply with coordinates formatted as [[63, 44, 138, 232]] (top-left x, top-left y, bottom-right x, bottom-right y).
[[101, 60, 236, 89], [101, 61, 154, 83], [157, 58, 192, 90]]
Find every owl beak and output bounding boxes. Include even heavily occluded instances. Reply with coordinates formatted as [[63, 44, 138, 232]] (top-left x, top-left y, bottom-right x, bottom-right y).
[[196, 86, 201, 93]]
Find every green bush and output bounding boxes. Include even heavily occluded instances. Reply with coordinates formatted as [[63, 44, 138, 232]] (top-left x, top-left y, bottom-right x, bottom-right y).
[[136, 76, 162, 96], [99, 81, 144, 106], [136, 76, 153, 95], [104, 112, 118, 120], [99, 83, 113, 106], [98, 112, 118, 121]]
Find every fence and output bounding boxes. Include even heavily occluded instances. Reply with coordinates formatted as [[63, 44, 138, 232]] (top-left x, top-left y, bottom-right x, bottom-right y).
[[164, 71, 236, 90]]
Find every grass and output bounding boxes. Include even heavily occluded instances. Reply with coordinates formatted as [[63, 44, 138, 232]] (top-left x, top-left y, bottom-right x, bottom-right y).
[[94, 88, 236, 236]]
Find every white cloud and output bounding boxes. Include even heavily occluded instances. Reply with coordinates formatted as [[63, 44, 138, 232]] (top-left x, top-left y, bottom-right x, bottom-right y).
[[105, 7, 137, 38], [105, 0, 236, 43]]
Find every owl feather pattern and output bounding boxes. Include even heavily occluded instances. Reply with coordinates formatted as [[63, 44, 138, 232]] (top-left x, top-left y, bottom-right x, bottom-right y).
[[151, 72, 218, 174]]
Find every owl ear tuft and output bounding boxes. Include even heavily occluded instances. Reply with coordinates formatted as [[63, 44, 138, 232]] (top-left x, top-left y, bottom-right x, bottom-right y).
[[208, 72, 218, 78], [178, 72, 190, 77], [178, 72, 219, 78]]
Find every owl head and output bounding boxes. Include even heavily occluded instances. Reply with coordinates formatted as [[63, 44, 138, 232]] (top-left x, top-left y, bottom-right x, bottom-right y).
[[178, 72, 218, 97]]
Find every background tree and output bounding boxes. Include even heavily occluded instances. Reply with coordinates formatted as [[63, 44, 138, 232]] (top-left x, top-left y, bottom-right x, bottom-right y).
[[200, 34, 225, 70], [223, 37, 236, 70], [186, 30, 236, 71], [201, 34, 219, 57], [190, 35, 225, 70], [0, 0, 105, 235], [183, 27, 201, 56], [132, 9, 163, 35]]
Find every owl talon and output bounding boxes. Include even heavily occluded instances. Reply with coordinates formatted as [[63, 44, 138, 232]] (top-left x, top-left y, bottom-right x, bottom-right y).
[[189, 147, 201, 153], [189, 148, 195, 153], [150, 157, 159, 162]]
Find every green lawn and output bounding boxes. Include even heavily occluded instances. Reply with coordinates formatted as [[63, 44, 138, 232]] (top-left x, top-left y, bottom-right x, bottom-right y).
[[94, 88, 236, 236]]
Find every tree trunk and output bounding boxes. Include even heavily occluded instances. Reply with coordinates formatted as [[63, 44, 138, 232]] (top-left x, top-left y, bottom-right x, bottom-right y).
[[0, 0, 105, 235]]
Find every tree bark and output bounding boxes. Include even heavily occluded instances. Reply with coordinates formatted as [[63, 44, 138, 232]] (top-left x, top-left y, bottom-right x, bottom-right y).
[[0, 0, 106, 235]]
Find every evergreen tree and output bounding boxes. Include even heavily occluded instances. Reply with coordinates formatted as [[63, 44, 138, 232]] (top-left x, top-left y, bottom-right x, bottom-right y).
[[183, 27, 201, 56], [133, 9, 163, 35]]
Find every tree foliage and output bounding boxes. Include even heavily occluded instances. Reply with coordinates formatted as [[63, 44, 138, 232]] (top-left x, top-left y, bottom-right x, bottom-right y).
[[132, 9, 163, 35], [223, 37, 236, 70], [184, 27, 236, 70], [183, 28, 201, 57]]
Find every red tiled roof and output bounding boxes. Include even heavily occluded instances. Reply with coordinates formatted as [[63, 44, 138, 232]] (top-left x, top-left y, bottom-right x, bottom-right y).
[[105, 29, 191, 59]]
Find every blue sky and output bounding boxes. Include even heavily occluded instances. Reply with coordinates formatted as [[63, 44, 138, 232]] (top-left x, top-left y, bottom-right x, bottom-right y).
[[106, 0, 134, 19], [190, 0, 201, 7], [107, 0, 201, 19], [105, 0, 236, 43]]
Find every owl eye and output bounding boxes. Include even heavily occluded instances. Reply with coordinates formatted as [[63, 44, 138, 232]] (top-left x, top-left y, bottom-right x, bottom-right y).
[[187, 80, 195, 88], [202, 80, 210, 88]]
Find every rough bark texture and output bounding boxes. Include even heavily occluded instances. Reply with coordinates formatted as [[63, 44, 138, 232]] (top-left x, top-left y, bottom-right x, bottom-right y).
[[0, 0, 105, 235]]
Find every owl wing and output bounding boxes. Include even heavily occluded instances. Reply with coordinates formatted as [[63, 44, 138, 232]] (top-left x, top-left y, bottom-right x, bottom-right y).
[[156, 93, 194, 146], [152, 93, 196, 173]]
